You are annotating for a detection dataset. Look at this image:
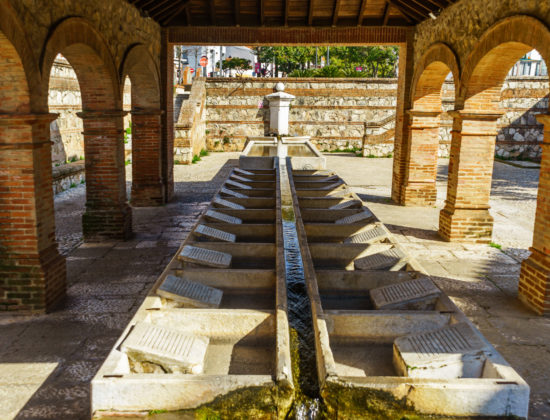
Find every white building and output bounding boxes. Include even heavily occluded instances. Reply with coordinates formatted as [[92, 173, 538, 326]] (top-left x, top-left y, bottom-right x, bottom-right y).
[[176, 46, 256, 80]]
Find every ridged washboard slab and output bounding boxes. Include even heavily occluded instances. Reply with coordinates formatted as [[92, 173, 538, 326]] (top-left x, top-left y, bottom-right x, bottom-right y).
[[234, 168, 254, 176], [329, 200, 361, 210], [321, 181, 344, 190], [225, 179, 252, 190], [121, 322, 209, 374], [370, 277, 441, 309], [157, 275, 223, 308], [179, 245, 231, 268], [394, 322, 490, 379], [205, 210, 242, 225], [344, 225, 387, 244], [213, 197, 245, 210], [354, 247, 407, 271], [335, 209, 375, 225], [231, 174, 253, 183], [195, 224, 236, 242], [220, 187, 248, 199]]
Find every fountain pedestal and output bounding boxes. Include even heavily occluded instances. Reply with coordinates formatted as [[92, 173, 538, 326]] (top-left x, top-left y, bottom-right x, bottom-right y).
[[266, 82, 295, 136]]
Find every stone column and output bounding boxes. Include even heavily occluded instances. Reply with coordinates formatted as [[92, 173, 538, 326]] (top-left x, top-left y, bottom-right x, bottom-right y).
[[78, 111, 132, 241], [391, 36, 414, 204], [518, 114, 550, 315], [439, 110, 501, 243], [131, 109, 165, 207], [160, 29, 174, 202], [0, 113, 66, 312], [400, 110, 441, 206], [266, 83, 295, 136]]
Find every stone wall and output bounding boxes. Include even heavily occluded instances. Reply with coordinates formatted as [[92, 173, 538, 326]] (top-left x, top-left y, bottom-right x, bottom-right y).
[[174, 80, 207, 164], [191, 76, 546, 160]]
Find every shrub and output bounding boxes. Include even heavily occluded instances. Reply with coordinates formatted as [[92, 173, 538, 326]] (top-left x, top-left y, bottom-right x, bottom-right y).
[[70, 182, 76, 188], [341, 68, 364, 78], [289, 69, 316, 77], [200, 149, 209, 157], [192, 155, 201, 164], [314, 66, 343, 78]]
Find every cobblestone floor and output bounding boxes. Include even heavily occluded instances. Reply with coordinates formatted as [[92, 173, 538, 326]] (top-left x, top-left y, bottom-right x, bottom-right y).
[[0, 153, 548, 419]]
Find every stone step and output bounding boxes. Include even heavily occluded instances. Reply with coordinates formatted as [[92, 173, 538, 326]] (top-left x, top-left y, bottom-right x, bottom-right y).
[[220, 187, 248, 199], [321, 182, 344, 190], [157, 275, 223, 308], [195, 224, 236, 242], [393, 322, 490, 379], [335, 209, 375, 225], [344, 225, 387, 244], [121, 322, 209, 374], [213, 197, 245, 210], [370, 276, 441, 310], [234, 168, 254, 176], [354, 247, 407, 271], [329, 200, 361, 210], [226, 179, 252, 190], [231, 174, 253, 183], [205, 210, 242, 225], [179, 245, 232, 268]]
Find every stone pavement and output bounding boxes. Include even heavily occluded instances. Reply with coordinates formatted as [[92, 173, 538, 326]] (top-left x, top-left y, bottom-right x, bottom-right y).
[[0, 152, 549, 419]]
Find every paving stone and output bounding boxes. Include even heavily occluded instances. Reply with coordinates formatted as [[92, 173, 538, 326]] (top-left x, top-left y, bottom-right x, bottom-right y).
[[121, 322, 209, 374], [220, 187, 248, 198], [344, 225, 387, 244], [205, 210, 242, 224], [370, 277, 441, 310], [335, 209, 375, 224], [231, 174, 253, 183], [329, 199, 361, 210], [354, 247, 407, 271], [225, 179, 252, 190], [195, 224, 236, 242], [213, 197, 245, 210], [394, 322, 491, 379], [179, 245, 232, 268], [157, 275, 223, 308]]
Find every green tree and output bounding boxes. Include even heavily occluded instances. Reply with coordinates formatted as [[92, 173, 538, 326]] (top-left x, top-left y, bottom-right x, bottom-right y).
[[218, 57, 252, 76]]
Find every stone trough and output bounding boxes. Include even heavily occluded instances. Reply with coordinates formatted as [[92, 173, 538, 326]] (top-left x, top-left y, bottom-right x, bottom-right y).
[[289, 166, 530, 419]]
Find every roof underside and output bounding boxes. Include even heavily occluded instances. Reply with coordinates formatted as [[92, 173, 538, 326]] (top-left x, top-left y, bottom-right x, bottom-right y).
[[127, 0, 454, 27]]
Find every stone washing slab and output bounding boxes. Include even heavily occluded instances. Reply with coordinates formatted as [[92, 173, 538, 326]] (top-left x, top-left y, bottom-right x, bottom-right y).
[[344, 225, 387, 244], [354, 247, 407, 271], [195, 224, 236, 242], [121, 322, 209, 374], [220, 187, 248, 199], [335, 209, 375, 225], [370, 277, 441, 310], [393, 322, 491, 379], [213, 197, 245, 210], [157, 275, 223, 308], [321, 182, 344, 190], [231, 174, 253, 183], [179, 245, 232, 268], [329, 200, 361, 210], [226, 179, 252, 190], [234, 168, 254, 176], [205, 210, 242, 224]]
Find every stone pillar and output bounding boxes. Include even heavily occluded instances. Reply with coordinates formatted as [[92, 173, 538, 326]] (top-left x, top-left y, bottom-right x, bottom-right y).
[[78, 111, 132, 241], [160, 29, 174, 202], [131, 109, 165, 207], [518, 114, 550, 315], [391, 36, 415, 204], [439, 110, 501, 243], [400, 110, 441, 206], [0, 113, 66, 312], [266, 83, 295, 136]]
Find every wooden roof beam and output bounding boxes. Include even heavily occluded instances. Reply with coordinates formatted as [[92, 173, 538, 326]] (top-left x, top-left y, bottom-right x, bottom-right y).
[[284, 0, 290, 26], [386, 0, 414, 22], [332, 0, 342, 26], [407, 0, 434, 13], [260, 0, 265, 25], [209, 0, 216, 24], [234, 0, 241, 26], [382, 2, 390, 25], [160, 0, 192, 25], [308, 0, 315, 25], [389, 0, 426, 21], [423, 0, 448, 8], [148, 0, 173, 13], [357, 0, 368, 26]]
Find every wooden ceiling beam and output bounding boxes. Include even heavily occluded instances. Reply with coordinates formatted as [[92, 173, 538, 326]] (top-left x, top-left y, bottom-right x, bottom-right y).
[[382, 2, 390, 25], [160, 0, 192, 24], [308, 0, 315, 25], [332, 0, 342, 26], [394, 0, 428, 19], [148, 0, 172, 13], [423, 0, 447, 8], [260, 0, 265, 25], [406, 0, 434, 13], [151, 1, 183, 19], [284, 0, 290, 26], [234, 0, 241, 26], [386, 0, 414, 22], [357, 0, 368, 26], [209, 0, 216, 24]]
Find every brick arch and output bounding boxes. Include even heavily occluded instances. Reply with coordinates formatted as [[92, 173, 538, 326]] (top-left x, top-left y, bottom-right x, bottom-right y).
[[459, 15, 550, 110], [120, 44, 161, 110], [40, 17, 120, 111], [411, 43, 459, 112]]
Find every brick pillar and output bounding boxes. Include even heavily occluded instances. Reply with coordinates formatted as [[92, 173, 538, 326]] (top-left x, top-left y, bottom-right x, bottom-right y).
[[518, 114, 550, 315], [439, 110, 501, 243], [391, 33, 415, 204], [400, 110, 441, 206], [131, 110, 165, 206], [160, 29, 174, 202], [78, 111, 132, 241], [0, 113, 66, 312]]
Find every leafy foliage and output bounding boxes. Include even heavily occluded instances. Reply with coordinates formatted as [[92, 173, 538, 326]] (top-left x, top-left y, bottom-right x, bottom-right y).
[[218, 57, 252, 76]]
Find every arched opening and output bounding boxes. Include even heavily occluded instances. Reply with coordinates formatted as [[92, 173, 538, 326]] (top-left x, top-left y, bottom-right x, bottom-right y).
[[121, 44, 164, 207], [399, 44, 459, 207], [42, 18, 131, 241], [438, 16, 550, 314]]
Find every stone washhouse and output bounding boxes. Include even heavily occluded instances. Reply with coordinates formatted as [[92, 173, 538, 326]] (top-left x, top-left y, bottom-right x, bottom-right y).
[[1, 0, 550, 418]]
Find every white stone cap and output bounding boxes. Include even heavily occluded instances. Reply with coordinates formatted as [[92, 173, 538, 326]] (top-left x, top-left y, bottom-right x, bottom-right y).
[[266, 91, 295, 101]]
